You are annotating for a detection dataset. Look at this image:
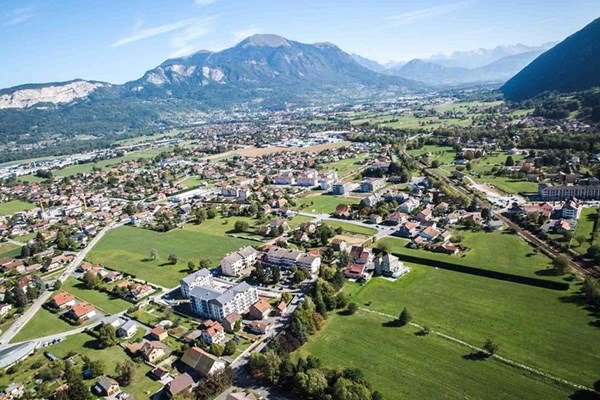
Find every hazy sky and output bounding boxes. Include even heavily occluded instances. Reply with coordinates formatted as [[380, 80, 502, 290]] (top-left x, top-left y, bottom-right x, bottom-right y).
[[1, 0, 598, 88]]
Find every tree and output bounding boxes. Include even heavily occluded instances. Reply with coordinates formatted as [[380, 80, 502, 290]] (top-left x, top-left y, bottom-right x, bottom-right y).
[[234, 319, 242, 332], [13, 287, 28, 308], [332, 377, 372, 400], [150, 248, 158, 260], [198, 258, 210, 270], [505, 156, 515, 167], [61, 363, 91, 400], [575, 235, 586, 247], [223, 340, 237, 356], [82, 271, 99, 289], [53, 280, 62, 291], [398, 307, 412, 326], [98, 324, 117, 348], [87, 360, 105, 378], [187, 261, 196, 272], [296, 369, 328, 398], [206, 208, 217, 219], [234, 221, 249, 233], [552, 255, 570, 275], [168, 253, 178, 265], [375, 241, 391, 255], [210, 343, 224, 357], [483, 339, 498, 355], [195, 208, 207, 224], [346, 302, 358, 315], [588, 243, 600, 263], [294, 268, 310, 283], [593, 378, 600, 394], [281, 292, 292, 304], [115, 360, 136, 386]]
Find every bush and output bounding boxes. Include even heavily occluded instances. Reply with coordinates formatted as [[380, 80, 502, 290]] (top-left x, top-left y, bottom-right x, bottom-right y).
[[346, 302, 358, 315]]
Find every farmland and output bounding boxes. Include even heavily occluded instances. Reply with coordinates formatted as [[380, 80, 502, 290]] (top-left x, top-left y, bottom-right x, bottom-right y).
[[300, 233, 600, 398], [87, 219, 258, 287]]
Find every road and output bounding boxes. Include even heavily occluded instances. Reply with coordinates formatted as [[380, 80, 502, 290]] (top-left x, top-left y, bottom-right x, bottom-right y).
[[0, 221, 125, 347]]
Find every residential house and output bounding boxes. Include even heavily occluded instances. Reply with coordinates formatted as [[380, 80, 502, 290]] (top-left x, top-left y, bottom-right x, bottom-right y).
[[398, 198, 419, 213], [249, 299, 271, 320], [117, 320, 138, 338], [360, 178, 385, 193], [165, 373, 195, 398], [331, 238, 347, 252], [181, 347, 227, 377], [396, 222, 419, 238], [374, 254, 409, 278], [140, 341, 168, 363], [222, 312, 242, 333], [344, 263, 368, 280], [248, 320, 270, 335], [200, 320, 226, 345], [49, 292, 76, 309], [94, 376, 120, 397], [334, 204, 351, 219], [419, 226, 441, 242], [150, 326, 168, 341], [67, 302, 96, 323], [0, 303, 11, 317]]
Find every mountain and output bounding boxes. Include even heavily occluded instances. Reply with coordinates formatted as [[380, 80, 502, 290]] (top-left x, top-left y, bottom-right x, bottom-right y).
[[126, 34, 420, 106], [502, 18, 600, 101], [0, 79, 110, 109], [427, 42, 556, 69], [350, 54, 386, 72], [386, 50, 545, 86]]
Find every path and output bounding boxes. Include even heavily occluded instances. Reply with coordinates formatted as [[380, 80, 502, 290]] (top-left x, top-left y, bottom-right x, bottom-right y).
[[359, 307, 591, 392]]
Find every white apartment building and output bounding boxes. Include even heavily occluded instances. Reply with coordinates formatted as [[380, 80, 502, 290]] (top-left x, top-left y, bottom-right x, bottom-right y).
[[220, 246, 260, 277], [180, 269, 213, 298]]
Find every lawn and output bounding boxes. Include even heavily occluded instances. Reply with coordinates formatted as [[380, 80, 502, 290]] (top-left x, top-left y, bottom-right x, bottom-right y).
[[318, 154, 369, 177], [328, 238, 600, 388], [324, 220, 377, 237], [0, 242, 22, 260], [0, 200, 35, 215], [11, 305, 81, 343], [296, 194, 360, 214], [573, 207, 598, 255], [300, 311, 572, 400], [376, 231, 557, 279], [179, 176, 205, 189], [62, 278, 131, 314], [87, 220, 257, 287], [473, 175, 538, 194]]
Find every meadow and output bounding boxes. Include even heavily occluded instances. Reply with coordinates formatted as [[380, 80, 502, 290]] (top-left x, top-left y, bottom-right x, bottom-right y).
[[61, 277, 131, 314], [87, 218, 258, 287], [0, 200, 35, 215], [296, 194, 360, 214], [573, 207, 598, 255]]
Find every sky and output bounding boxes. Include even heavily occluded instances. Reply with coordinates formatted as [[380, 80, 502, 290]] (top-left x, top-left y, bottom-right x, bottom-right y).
[[0, 0, 599, 88]]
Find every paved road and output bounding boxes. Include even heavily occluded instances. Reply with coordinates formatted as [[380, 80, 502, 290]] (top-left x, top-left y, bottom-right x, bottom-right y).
[[0, 222, 124, 347]]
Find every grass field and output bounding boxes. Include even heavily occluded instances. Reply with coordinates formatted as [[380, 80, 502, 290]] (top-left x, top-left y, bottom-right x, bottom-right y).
[[62, 278, 131, 314], [407, 145, 456, 165], [0, 200, 35, 215], [300, 311, 571, 399], [376, 231, 557, 279], [296, 194, 360, 214], [87, 219, 257, 287], [299, 232, 600, 395], [573, 207, 598, 255], [179, 176, 205, 189], [324, 220, 378, 237], [428, 100, 503, 113], [318, 154, 369, 177], [0, 242, 22, 260], [11, 305, 80, 343]]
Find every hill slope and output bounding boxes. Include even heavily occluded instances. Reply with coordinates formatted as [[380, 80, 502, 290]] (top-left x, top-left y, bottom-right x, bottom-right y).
[[502, 18, 600, 100]]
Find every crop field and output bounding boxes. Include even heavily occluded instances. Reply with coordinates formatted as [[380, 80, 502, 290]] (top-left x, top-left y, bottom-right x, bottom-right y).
[[300, 232, 600, 398], [87, 218, 257, 287], [0, 200, 35, 215]]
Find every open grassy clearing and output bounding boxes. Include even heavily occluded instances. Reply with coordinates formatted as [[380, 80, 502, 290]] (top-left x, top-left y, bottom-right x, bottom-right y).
[[11, 305, 81, 343], [300, 311, 572, 400], [0, 242, 22, 260], [573, 207, 598, 255], [179, 176, 205, 189], [318, 154, 369, 177], [296, 194, 360, 214], [334, 237, 600, 387], [87, 219, 257, 287], [0, 200, 35, 215], [427, 100, 503, 113], [376, 231, 558, 279], [116, 128, 184, 146], [407, 145, 456, 164], [324, 220, 377, 237], [13, 232, 35, 243], [62, 277, 131, 314]]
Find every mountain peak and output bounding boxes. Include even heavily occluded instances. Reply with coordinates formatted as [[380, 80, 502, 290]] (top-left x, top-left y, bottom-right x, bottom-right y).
[[238, 34, 291, 48]]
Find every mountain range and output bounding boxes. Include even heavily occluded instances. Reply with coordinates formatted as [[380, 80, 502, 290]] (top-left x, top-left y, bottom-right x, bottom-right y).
[[502, 17, 600, 100]]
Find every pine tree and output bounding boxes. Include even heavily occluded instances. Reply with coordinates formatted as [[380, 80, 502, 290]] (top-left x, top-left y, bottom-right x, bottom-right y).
[[398, 307, 412, 326]]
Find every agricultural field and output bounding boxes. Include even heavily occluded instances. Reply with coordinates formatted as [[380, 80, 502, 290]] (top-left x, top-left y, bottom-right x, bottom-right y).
[[573, 207, 598, 255], [427, 100, 503, 113], [61, 278, 131, 314], [301, 234, 600, 398], [318, 154, 369, 177], [87, 218, 258, 287], [296, 194, 360, 214], [407, 145, 456, 165], [0, 200, 35, 215]]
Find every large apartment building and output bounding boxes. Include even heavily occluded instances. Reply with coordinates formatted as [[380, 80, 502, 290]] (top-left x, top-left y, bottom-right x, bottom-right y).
[[189, 282, 258, 321], [264, 247, 321, 273], [538, 178, 600, 200], [180, 269, 213, 298], [220, 246, 260, 277]]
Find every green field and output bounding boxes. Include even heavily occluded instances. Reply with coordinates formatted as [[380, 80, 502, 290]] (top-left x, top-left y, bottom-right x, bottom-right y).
[[376, 231, 556, 279], [179, 176, 205, 189], [324, 220, 378, 237], [318, 154, 369, 177], [296, 194, 360, 214], [62, 278, 131, 314], [0, 242, 22, 260], [0, 200, 35, 215], [573, 207, 598, 255], [299, 231, 600, 397], [428, 100, 503, 113], [12, 305, 80, 343], [87, 219, 257, 287], [300, 311, 571, 399], [407, 145, 456, 165]]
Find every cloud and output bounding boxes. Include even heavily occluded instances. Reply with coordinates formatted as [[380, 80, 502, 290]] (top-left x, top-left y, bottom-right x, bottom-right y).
[[111, 18, 197, 47], [3, 6, 36, 27], [385, 1, 474, 28], [232, 26, 262, 43], [167, 16, 218, 58]]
